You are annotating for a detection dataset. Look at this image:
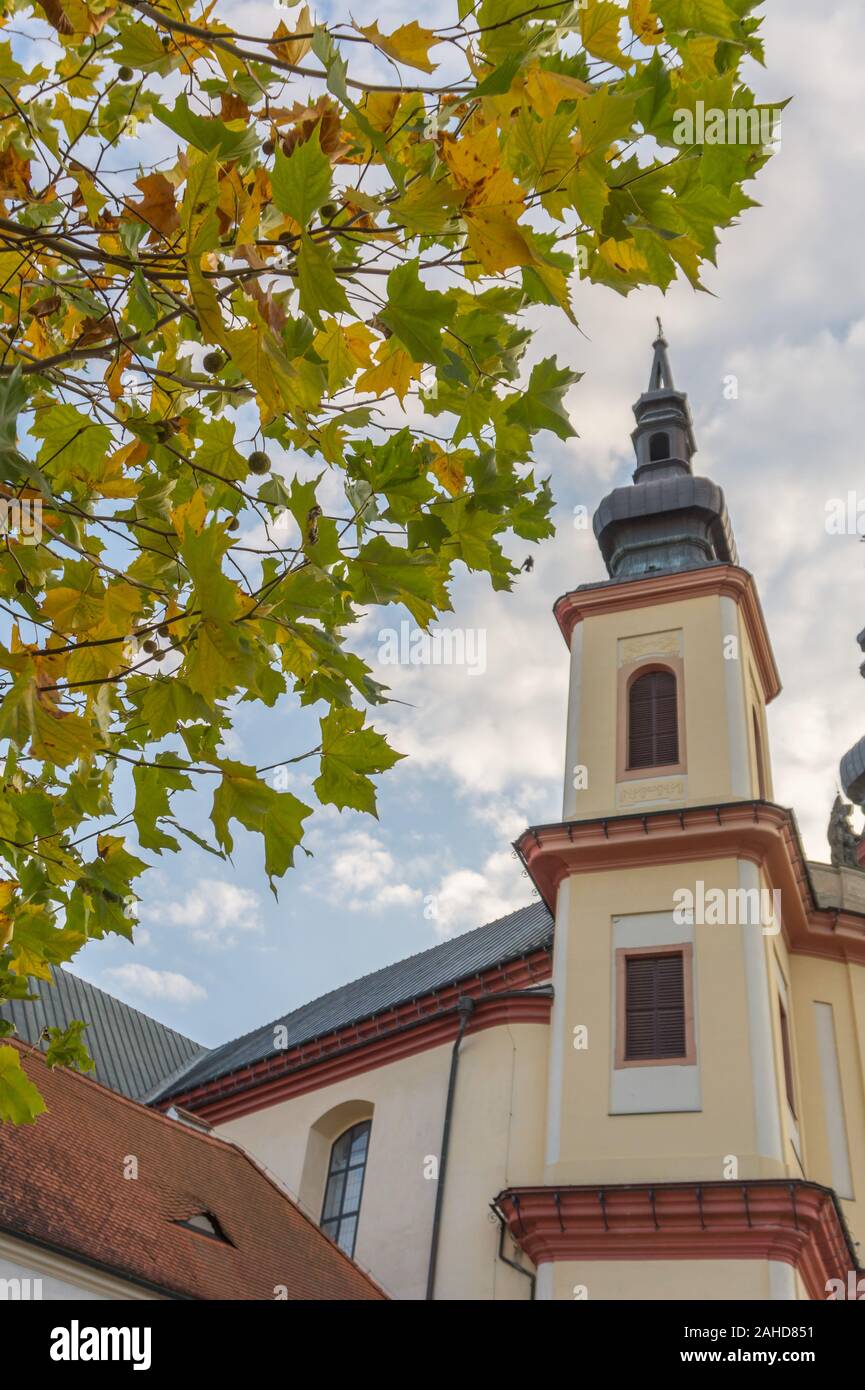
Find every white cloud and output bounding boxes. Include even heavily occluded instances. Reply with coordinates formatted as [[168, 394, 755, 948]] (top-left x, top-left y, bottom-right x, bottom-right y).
[[102, 965, 206, 1005], [429, 850, 535, 939], [145, 880, 264, 946], [312, 828, 423, 913]]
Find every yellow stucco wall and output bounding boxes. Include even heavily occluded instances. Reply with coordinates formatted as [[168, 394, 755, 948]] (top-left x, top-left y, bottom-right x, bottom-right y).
[[217, 1021, 548, 1301], [568, 592, 767, 819], [546, 1258, 793, 1302], [547, 858, 791, 1188], [788, 950, 865, 1255]]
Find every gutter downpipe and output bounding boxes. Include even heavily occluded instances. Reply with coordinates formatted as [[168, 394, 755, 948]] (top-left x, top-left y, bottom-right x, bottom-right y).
[[492, 1206, 536, 1299], [425, 995, 475, 1301]]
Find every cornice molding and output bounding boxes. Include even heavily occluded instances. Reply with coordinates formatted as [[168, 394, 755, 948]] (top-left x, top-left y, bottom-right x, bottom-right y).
[[164, 951, 553, 1123], [494, 1181, 859, 1300], [514, 802, 865, 967], [553, 564, 781, 704]]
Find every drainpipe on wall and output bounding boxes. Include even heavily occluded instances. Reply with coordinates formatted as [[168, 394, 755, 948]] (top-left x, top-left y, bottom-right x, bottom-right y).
[[491, 1206, 536, 1300], [425, 994, 475, 1301]]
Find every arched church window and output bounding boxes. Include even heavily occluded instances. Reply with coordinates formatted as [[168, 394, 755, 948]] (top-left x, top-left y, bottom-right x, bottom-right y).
[[321, 1119, 371, 1257], [649, 431, 670, 462], [628, 668, 678, 770]]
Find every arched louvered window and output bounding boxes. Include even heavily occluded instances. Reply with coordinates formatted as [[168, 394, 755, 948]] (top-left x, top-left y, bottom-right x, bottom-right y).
[[649, 431, 670, 461], [321, 1120, 370, 1257], [628, 668, 679, 770]]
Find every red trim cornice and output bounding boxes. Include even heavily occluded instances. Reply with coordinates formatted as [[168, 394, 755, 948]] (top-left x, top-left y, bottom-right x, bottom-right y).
[[514, 802, 865, 967], [553, 564, 781, 704], [495, 1181, 859, 1300], [163, 950, 552, 1123]]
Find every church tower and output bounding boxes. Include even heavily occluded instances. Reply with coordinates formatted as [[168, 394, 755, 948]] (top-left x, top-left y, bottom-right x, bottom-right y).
[[502, 331, 864, 1301]]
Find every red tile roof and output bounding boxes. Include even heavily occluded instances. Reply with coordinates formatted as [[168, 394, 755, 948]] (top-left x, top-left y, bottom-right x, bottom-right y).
[[0, 1042, 387, 1301]]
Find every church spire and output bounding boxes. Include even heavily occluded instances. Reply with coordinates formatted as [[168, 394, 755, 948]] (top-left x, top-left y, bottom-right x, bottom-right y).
[[592, 323, 738, 579], [648, 317, 675, 391], [630, 323, 696, 484]]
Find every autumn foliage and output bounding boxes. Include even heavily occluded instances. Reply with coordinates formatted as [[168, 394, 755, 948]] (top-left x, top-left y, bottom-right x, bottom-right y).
[[0, 0, 775, 1118]]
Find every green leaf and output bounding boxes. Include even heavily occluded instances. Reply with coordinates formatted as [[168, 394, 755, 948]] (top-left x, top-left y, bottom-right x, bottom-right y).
[[379, 261, 451, 366], [0, 1045, 46, 1124], [210, 761, 312, 887], [346, 536, 450, 628], [271, 129, 332, 228], [114, 20, 180, 75], [30, 405, 111, 484], [506, 357, 579, 440], [133, 762, 192, 854], [296, 236, 351, 321], [314, 707, 404, 815], [44, 1019, 95, 1075], [654, 0, 737, 40], [153, 96, 260, 161]]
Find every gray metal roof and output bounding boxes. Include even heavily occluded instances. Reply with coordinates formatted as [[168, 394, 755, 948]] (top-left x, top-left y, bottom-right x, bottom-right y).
[[1, 965, 206, 1101], [157, 899, 553, 1100]]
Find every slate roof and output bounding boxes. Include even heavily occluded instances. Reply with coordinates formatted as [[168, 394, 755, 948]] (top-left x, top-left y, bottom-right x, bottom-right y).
[[0, 965, 205, 1102], [0, 1041, 387, 1301], [156, 898, 553, 1101]]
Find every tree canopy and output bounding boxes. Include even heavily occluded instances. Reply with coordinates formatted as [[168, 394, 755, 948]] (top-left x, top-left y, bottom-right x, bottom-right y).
[[0, 0, 775, 1120]]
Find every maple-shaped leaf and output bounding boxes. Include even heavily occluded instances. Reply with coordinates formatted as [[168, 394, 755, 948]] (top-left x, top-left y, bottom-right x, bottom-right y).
[[314, 707, 404, 815], [268, 5, 313, 64], [271, 128, 333, 228], [354, 20, 439, 73]]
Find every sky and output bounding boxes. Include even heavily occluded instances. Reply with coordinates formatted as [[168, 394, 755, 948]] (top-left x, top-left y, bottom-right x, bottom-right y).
[[28, 0, 865, 1049]]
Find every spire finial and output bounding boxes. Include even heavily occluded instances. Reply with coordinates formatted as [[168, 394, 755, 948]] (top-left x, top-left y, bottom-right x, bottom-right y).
[[648, 320, 674, 391]]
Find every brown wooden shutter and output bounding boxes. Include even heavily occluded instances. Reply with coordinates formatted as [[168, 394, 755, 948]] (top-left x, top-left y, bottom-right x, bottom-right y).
[[628, 669, 679, 770], [625, 953, 686, 1061], [778, 1000, 796, 1115]]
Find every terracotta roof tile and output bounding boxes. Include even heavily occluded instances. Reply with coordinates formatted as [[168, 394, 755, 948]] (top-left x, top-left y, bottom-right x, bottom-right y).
[[0, 1042, 387, 1302]]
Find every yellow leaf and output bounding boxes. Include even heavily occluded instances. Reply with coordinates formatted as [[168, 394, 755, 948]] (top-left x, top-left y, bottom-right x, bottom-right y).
[[313, 319, 375, 392], [429, 446, 465, 497], [628, 0, 664, 46], [598, 236, 649, 275], [41, 586, 104, 635], [72, 169, 104, 223], [268, 5, 313, 65], [465, 206, 534, 274], [189, 259, 227, 347], [103, 582, 141, 630], [525, 67, 592, 119], [30, 699, 98, 767], [104, 348, 131, 402], [224, 326, 307, 422], [442, 126, 502, 189], [356, 339, 421, 404], [355, 20, 439, 73], [38, 0, 115, 37], [580, 0, 628, 66], [171, 487, 207, 538], [680, 35, 720, 80]]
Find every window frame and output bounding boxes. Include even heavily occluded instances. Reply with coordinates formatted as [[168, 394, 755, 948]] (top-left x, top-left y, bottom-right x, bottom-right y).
[[616, 657, 687, 783], [320, 1119, 371, 1258], [615, 943, 696, 1069], [778, 997, 797, 1118]]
